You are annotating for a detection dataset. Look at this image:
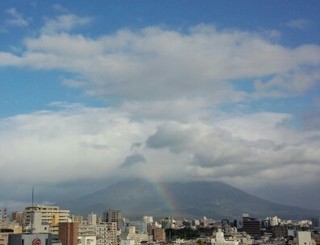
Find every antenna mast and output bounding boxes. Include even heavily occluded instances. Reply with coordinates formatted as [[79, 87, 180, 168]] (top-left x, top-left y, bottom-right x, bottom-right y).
[[30, 186, 34, 234], [32, 186, 34, 208]]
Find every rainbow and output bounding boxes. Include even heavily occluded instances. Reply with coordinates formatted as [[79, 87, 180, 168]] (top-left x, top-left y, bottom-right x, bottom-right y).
[[150, 180, 185, 218]]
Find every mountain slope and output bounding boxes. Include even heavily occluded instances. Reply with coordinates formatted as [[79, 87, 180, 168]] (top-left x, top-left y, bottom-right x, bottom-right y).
[[59, 179, 319, 219]]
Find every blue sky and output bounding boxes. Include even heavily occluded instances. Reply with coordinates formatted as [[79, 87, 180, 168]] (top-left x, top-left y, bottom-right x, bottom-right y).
[[0, 1, 320, 211]]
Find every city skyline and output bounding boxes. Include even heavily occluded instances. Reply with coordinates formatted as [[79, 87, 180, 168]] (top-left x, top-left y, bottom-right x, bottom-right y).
[[0, 1, 320, 211]]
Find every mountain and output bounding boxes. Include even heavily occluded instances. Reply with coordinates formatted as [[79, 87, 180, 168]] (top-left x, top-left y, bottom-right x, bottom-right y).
[[59, 179, 320, 220]]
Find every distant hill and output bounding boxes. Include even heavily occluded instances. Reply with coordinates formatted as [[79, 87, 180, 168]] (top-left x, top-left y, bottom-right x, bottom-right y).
[[59, 179, 319, 220]]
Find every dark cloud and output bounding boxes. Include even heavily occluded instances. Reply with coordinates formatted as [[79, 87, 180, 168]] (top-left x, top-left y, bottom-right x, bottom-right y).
[[146, 122, 195, 153], [121, 154, 146, 168], [130, 142, 143, 150], [299, 109, 320, 131]]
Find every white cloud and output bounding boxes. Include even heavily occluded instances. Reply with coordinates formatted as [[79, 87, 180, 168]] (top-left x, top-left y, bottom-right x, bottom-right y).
[[254, 68, 320, 98], [0, 18, 320, 203], [285, 19, 311, 29], [146, 116, 320, 187], [41, 14, 92, 34], [52, 4, 68, 13], [0, 24, 319, 103], [62, 78, 87, 88], [0, 52, 22, 65], [5, 8, 29, 27], [215, 112, 293, 141], [0, 104, 319, 194], [0, 107, 152, 184]]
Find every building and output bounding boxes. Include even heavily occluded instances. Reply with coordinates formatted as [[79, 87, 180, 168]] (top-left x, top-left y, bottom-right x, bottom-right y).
[[103, 210, 123, 231], [0, 233, 9, 245], [242, 217, 261, 237], [78, 235, 96, 245], [87, 214, 97, 225], [211, 229, 239, 245], [272, 225, 287, 238], [8, 233, 52, 245], [142, 217, 153, 224], [297, 231, 313, 245], [58, 222, 78, 245], [0, 224, 22, 234], [11, 213, 24, 226], [311, 218, 320, 228], [127, 221, 147, 235], [71, 216, 83, 224], [122, 221, 148, 244], [78, 224, 96, 237], [96, 222, 118, 245], [162, 217, 174, 229], [151, 227, 166, 242], [120, 226, 135, 245], [30, 211, 50, 233], [24, 205, 70, 235], [119, 240, 134, 245]]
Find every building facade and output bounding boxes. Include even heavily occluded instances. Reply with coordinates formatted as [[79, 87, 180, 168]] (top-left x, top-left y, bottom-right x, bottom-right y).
[[102, 211, 123, 231], [24, 205, 70, 235], [58, 222, 78, 245], [242, 217, 261, 236], [96, 222, 118, 245], [8, 233, 52, 245]]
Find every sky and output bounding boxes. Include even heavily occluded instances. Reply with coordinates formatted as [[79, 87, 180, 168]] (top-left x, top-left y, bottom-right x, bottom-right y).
[[0, 0, 320, 212]]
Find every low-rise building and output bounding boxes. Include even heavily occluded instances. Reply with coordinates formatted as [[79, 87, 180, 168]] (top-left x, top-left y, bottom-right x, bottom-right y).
[[211, 229, 239, 245], [8, 233, 52, 245]]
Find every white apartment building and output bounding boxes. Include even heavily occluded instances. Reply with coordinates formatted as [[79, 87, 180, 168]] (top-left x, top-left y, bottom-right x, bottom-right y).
[[23, 205, 70, 234], [297, 231, 315, 245], [211, 229, 239, 245], [120, 240, 134, 245], [78, 235, 96, 245], [88, 213, 97, 225], [79, 224, 96, 236], [268, 216, 281, 226], [121, 225, 148, 245], [28, 211, 49, 233], [142, 216, 153, 224]]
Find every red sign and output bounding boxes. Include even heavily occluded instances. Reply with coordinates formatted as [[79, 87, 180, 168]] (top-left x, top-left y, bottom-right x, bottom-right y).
[[32, 238, 41, 245]]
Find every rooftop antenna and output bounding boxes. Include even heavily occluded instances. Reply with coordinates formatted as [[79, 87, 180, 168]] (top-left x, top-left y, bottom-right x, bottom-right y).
[[30, 186, 34, 234], [32, 186, 34, 208]]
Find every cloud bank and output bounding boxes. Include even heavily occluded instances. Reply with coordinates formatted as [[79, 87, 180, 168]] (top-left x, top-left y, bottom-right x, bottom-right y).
[[0, 14, 320, 209]]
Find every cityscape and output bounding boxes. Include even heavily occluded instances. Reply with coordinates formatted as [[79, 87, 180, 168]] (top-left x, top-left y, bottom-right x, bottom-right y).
[[0, 205, 320, 245]]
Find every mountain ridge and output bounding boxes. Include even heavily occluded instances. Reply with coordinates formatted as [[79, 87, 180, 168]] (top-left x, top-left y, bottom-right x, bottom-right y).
[[58, 179, 319, 220]]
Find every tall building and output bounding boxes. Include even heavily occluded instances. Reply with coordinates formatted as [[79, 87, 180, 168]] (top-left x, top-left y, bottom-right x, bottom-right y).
[[29, 211, 49, 233], [103, 210, 123, 231], [151, 227, 166, 242], [88, 213, 97, 225], [96, 222, 118, 245], [311, 217, 320, 228], [23, 205, 70, 235], [242, 217, 261, 237], [58, 222, 78, 245]]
